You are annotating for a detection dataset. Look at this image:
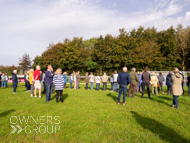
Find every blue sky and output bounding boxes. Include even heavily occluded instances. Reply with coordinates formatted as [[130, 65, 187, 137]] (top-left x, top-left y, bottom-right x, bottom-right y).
[[0, 0, 190, 66]]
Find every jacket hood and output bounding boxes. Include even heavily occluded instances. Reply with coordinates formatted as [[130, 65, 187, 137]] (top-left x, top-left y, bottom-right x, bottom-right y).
[[174, 73, 181, 78]]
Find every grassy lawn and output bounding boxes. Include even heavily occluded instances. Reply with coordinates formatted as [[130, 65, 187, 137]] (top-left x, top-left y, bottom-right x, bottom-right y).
[[0, 83, 190, 143]]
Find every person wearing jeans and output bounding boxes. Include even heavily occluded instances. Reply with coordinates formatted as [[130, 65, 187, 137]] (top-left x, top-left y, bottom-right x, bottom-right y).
[[113, 71, 119, 92], [90, 82, 94, 90], [114, 82, 118, 92], [103, 82, 107, 91], [1, 73, 6, 88], [45, 65, 54, 102], [102, 72, 108, 91], [69, 73, 73, 89], [46, 84, 52, 102], [5, 73, 8, 87], [171, 67, 183, 109], [110, 72, 114, 91], [89, 72, 95, 90], [118, 85, 127, 104], [117, 67, 130, 105], [96, 83, 100, 90], [95, 74, 101, 91]]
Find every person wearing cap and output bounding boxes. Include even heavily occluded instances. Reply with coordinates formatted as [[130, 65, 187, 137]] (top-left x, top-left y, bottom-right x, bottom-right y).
[[171, 67, 183, 109], [166, 71, 173, 95]]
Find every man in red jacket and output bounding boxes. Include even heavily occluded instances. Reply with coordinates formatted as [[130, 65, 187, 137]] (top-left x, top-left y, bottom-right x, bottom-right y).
[[33, 65, 41, 98]]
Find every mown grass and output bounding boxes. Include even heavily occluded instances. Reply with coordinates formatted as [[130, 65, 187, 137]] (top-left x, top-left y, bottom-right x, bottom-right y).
[[0, 83, 190, 143]]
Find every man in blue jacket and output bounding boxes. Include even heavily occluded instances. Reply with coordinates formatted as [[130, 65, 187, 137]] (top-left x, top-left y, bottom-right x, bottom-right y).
[[117, 67, 131, 105], [12, 70, 18, 94], [45, 65, 54, 103]]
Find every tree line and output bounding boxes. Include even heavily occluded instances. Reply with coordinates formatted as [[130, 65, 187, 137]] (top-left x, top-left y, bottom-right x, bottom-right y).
[[32, 24, 190, 75]]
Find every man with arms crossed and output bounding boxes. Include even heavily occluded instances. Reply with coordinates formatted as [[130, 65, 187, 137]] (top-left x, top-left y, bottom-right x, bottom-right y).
[[45, 65, 54, 102]]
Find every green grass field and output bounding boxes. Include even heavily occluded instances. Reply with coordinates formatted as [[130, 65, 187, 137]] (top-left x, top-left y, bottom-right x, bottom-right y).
[[0, 83, 190, 143]]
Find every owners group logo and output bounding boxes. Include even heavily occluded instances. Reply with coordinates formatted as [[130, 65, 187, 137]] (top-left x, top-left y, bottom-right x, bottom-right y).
[[10, 116, 60, 134]]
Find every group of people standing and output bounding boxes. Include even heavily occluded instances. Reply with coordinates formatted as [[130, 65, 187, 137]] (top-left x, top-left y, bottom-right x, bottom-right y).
[[82, 71, 119, 91], [0, 72, 8, 88], [116, 66, 187, 109], [5, 65, 190, 109], [14, 65, 81, 103]]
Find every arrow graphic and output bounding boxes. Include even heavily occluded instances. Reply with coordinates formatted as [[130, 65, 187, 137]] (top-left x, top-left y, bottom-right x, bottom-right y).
[[10, 125, 17, 133], [10, 125, 23, 133], [16, 125, 23, 133]]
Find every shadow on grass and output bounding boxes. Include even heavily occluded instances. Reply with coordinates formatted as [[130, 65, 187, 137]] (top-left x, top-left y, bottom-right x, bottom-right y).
[[151, 97, 171, 107], [106, 93, 118, 103], [0, 109, 15, 117], [51, 93, 69, 102], [157, 96, 172, 100], [153, 95, 190, 107], [130, 111, 189, 143], [62, 94, 69, 103]]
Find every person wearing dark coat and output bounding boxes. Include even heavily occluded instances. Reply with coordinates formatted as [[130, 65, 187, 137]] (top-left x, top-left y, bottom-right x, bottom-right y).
[[24, 72, 27, 89], [187, 73, 190, 94], [179, 71, 184, 94], [12, 70, 18, 94], [117, 67, 131, 105], [166, 72, 173, 95], [141, 67, 151, 99], [45, 65, 54, 102]]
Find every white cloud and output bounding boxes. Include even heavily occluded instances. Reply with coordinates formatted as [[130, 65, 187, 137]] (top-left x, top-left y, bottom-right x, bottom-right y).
[[0, 0, 190, 65]]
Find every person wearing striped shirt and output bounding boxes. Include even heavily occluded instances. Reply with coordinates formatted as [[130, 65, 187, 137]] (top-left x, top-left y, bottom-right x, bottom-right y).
[[53, 68, 64, 103]]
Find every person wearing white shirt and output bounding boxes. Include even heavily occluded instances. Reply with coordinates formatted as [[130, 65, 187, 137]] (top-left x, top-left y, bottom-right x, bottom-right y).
[[89, 72, 95, 90], [110, 72, 114, 91], [113, 71, 119, 92], [95, 74, 101, 91]]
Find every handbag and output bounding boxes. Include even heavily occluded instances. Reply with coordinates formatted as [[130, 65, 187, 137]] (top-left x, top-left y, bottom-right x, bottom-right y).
[[157, 82, 160, 87]]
